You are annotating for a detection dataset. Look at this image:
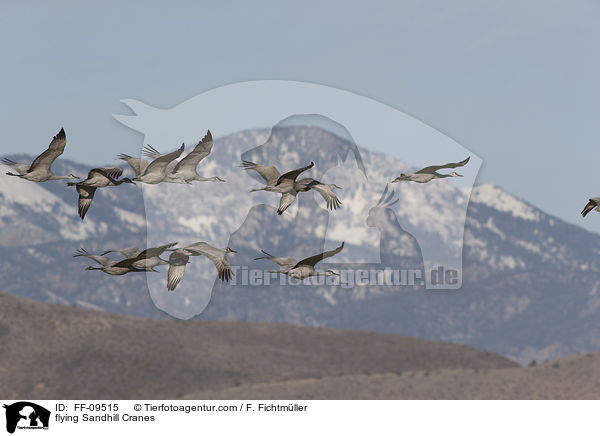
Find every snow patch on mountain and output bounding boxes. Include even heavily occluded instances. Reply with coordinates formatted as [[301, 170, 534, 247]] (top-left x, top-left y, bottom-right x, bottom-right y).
[[470, 184, 539, 221]]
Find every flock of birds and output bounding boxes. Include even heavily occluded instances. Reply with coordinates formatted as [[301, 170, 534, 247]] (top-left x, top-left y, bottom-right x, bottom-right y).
[[3, 127, 473, 291]]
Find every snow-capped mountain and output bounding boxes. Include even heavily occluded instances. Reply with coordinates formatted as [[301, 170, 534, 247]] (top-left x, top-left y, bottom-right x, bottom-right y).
[[1, 126, 599, 364]]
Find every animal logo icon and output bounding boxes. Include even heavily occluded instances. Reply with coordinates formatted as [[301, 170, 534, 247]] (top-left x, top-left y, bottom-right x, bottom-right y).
[[3, 402, 50, 434]]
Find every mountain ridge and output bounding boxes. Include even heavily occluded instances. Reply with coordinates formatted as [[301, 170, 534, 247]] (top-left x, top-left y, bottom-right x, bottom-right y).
[[1, 125, 599, 364]]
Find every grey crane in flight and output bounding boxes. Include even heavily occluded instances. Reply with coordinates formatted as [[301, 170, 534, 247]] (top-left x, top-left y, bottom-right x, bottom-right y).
[[84, 257, 149, 275], [118, 143, 185, 184], [581, 198, 600, 217], [74, 248, 161, 273], [3, 128, 78, 182], [392, 156, 470, 183], [255, 242, 344, 280], [166, 242, 236, 290], [241, 160, 342, 214], [67, 167, 134, 219], [142, 130, 225, 184], [73, 248, 119, 268]]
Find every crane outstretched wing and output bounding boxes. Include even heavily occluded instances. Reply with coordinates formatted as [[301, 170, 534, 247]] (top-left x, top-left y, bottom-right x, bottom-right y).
[[582, 198, 600, 217], [277, 192, 297, 215], [416, 156, 470, 174], [173, 130, 213, 174], [187, 243, 234, 282], [276, 162, 314, 184], [28, 128, 67, 173], [143, 144, 185, 175], [86, 166, 124, 181], [76, 185, 97, 220], [240, 161, 281, 185], [167, 251, 190, 291], [308, 181, 342, 210], [137, 242, 178, 259], [295, 242, 345, 268]]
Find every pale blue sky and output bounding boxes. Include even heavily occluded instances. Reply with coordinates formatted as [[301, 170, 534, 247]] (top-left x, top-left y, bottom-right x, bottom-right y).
[[1, 1, 599, 231]]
